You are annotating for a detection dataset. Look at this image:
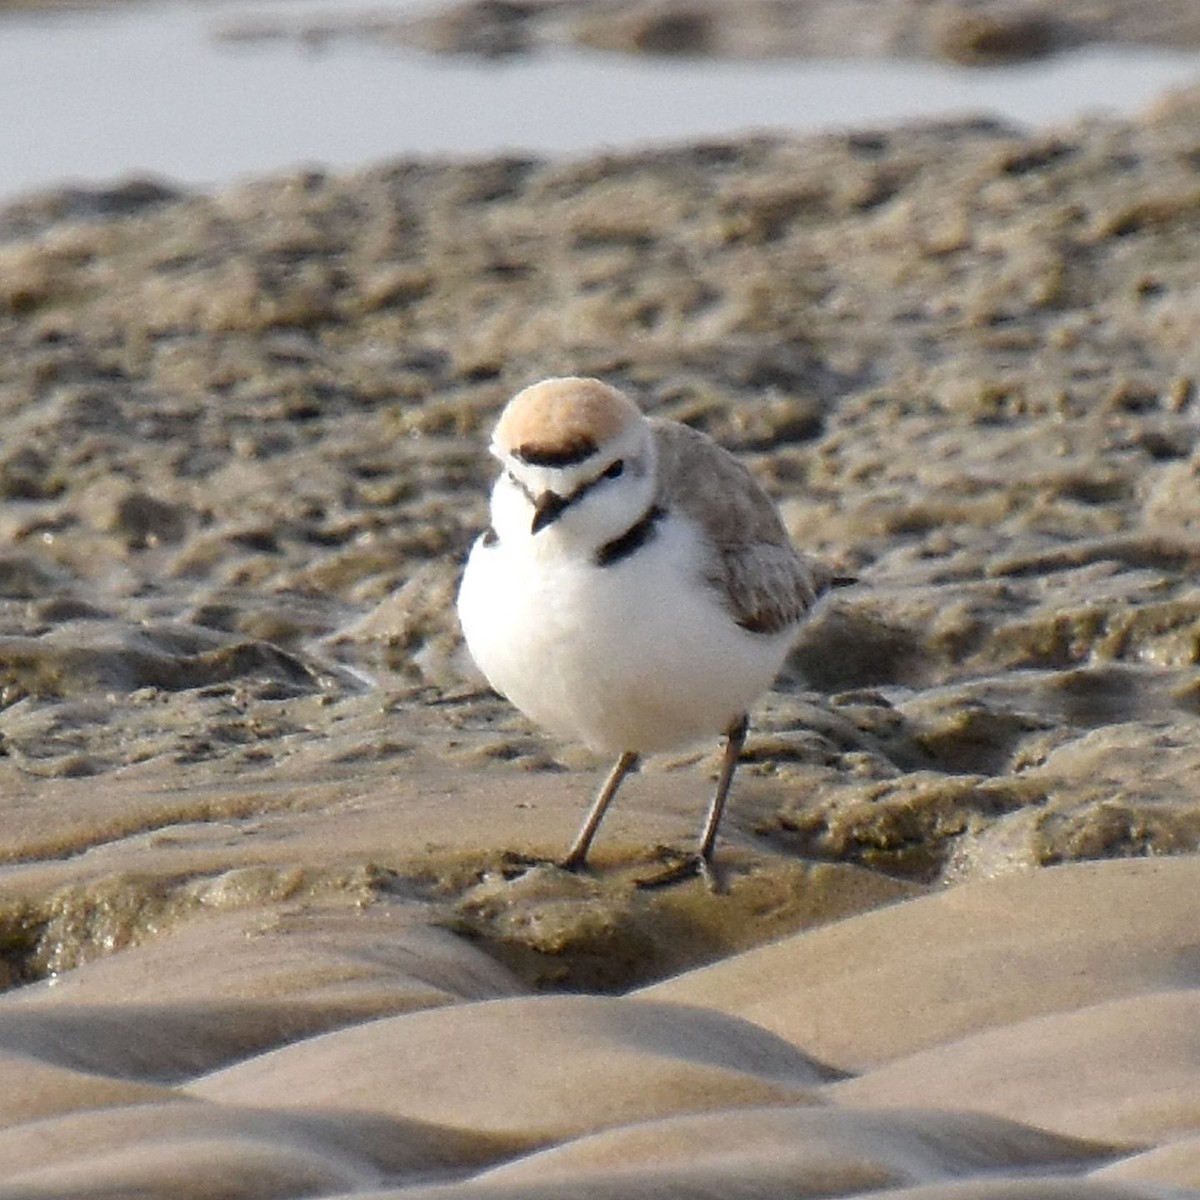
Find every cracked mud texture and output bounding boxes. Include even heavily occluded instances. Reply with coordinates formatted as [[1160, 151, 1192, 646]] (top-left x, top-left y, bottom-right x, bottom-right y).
[[4, 35, 1200, 1196]]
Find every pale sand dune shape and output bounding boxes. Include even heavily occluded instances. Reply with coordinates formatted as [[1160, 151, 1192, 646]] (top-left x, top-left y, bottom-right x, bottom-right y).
[[324, 1165, 1169, 1200], [0, 1100, 511, 1193], [0, 1050, 174, 1130], [0, 908, 524, 1085], [641, 858, 1200, 1070], [0, 1001, 406, 1081], [832, 988, 1200, 1145], [189, 995, 830, 1142], [11, 904, 525, 1010], [473, 1107, 1113, 1183], [1094, 1137, 1200, 1189], [326, 1176, 1175, 1200], [341, 1106, 1117, 1199], [812, 1182, 1186, 1200], [0, 1137, 367, 1200]]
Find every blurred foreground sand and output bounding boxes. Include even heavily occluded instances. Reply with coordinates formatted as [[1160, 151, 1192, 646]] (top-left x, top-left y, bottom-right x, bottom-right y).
[[4, 845, 1200, 1196]]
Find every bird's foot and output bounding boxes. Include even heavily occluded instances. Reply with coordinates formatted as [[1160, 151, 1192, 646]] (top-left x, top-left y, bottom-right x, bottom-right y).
[[497, 850, 550, 880], [556, 852, 591, 875], [496, 849, 598, 881], [634, 848, 724, 893]]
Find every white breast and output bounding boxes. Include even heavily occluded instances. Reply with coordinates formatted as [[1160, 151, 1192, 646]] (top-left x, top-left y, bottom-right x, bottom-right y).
[[456, 511, 795, 756]]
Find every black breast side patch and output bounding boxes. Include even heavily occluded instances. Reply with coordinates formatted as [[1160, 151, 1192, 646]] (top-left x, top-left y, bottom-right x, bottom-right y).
[[594, 505, 665, 568]]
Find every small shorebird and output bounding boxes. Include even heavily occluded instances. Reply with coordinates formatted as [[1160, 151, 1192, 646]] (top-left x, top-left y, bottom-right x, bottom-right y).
[[457, 377, 831, 885]]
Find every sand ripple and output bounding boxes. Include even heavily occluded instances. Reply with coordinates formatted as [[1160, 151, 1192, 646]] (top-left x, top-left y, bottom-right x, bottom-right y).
[[0, 859, 1194, 1196]]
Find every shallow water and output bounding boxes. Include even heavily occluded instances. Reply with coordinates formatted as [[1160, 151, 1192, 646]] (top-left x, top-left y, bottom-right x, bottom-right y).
[[2, 0, 1200, 198]]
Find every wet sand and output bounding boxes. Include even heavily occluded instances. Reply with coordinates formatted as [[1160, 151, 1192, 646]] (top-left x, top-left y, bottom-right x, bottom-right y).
[[5, 0, 1200, 1193]]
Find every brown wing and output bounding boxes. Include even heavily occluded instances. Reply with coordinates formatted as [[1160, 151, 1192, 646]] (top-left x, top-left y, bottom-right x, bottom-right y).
[[651, 420, 830, 635]]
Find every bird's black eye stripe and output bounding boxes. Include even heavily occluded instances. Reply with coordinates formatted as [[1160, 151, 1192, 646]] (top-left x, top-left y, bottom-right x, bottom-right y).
[[602, 459, 625, 480]]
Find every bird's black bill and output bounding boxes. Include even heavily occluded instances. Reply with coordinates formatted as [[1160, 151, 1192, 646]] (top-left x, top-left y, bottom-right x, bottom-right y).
[[531, 490, 570, 534]]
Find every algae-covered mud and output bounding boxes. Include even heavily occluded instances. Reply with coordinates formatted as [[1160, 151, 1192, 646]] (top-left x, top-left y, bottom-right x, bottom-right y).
[[5, 12, 1200, 1194]]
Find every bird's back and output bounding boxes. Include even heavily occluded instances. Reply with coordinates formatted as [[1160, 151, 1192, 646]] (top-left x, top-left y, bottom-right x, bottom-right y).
[[651, 419, 829, 635]]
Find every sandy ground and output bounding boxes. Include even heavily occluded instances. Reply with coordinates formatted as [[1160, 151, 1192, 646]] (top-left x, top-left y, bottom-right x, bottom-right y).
[[4, 0, 1200, 1194]]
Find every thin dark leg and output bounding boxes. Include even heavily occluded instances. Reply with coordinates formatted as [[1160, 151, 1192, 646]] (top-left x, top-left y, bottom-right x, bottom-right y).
[[697, 714, 749, 864], [560, 750, 639, 870], [635, 714, 749, 892]]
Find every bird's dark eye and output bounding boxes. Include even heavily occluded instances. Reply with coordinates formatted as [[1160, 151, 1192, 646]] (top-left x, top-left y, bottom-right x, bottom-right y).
[[603, 459, 625, 480]]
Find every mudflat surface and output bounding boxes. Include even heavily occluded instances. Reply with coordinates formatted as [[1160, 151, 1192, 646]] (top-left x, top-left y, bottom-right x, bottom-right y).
[[4, 4, 1200, 1194]]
